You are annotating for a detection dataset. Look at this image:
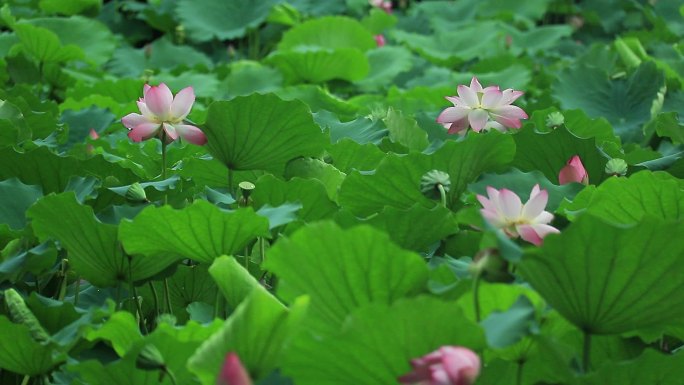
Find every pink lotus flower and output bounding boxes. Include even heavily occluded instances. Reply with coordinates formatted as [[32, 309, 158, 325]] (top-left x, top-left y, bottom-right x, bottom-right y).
[[477, 184, 559, 246], [437, 77, 528, 134], [369, 0, 392, 13], [122, 83, 207, 145], [374, 34, 386, 47], [558, 155, 589, 185], [399, 346, 481, 385], [218, 353, 252, 385]]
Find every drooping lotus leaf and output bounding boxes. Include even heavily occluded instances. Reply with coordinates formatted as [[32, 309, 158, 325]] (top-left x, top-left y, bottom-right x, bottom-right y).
[[28, 193, 177, 286], [264, 221, 429, 332], [562, 171, 684, 224], [266, 48, 370, 83], [519, 214, 684, 334], [277, 16, 375, 52], [176, 0, 279, 42], [119, 201, 270, 264], [0, 316, 63, 376], [203, 93, 328, 174], [282, 297, 485, 385], [339, 132, 516, 217], [188, 289, 306, 384], [0, 178, 42, 230], [553, 61, 664, 143]]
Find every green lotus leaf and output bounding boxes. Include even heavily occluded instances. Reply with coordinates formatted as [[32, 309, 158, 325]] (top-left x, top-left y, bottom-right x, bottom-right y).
[[282, 297, 485, 385], [339, 132, 516, 217], [176, 0, 279, 42], [119, 201, 270, 264], [278, 16, 375, 51], [264, 221, 429, 332], [519, 214, 684, 334], [204, 93, 328, 173]]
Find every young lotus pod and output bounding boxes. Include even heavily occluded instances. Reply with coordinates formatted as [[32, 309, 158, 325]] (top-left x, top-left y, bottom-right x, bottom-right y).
[[420, 170, 451, 199], [605, 158, 628, 176], [4, 288, 50, 343]]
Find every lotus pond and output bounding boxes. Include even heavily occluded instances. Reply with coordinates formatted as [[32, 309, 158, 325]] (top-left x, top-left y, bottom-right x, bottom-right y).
[[1, 0, 684, 384]]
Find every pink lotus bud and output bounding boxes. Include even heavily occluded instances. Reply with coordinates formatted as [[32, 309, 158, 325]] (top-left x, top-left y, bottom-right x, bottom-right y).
[[558, 155, 589, 185], [88, 128, 100, 140], [218, 353, 252, 385], [399, 346, 481, 385], [374, 34, 386, 47]]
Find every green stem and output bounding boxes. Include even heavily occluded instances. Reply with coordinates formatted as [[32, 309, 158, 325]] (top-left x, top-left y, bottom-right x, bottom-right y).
[[73, 276, 80, 307], [115, 281, 122, 310], [259, 237, 266, 263], [161, 135, 168, 206], [57, 259, 68, 301], [473, 274, 482, 323], [515, 360, 524, 385], [128, 257, 148, 334], [582, 330, 592, 373], [228, 168, 234, 198], [437, 184, 447, 208], [165, 369, 178, 385], [149, 281, 160, 318], [163, 278, 173, 315], [20, 375, 30, 385], [244, 246, 250, 270]]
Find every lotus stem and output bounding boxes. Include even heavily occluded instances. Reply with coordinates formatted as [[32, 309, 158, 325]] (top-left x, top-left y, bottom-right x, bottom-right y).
[[582, 330, 592, 373], [473, 274, 482, 323], [437, 183, 447, 208]]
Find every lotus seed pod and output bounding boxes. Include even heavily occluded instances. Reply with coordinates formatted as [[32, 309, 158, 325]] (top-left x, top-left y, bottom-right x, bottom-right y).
[[420, 170, 451, 199], [545, 111, 565, 128], [605, 158, 628, 176]]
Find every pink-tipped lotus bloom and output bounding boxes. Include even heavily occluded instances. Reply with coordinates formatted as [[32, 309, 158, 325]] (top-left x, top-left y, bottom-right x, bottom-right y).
[[121, 83, 207, 145], [437, 77, 528, 134], [218, 353, 252, 385], [374, 34, 386, 47], [369, 0, 392, 13], [399, 346, 481, 385], [477, 184, 560, 246], [558, 155, 589, 185]]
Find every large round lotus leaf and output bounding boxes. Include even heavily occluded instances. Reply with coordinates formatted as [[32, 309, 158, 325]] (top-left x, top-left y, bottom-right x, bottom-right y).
[[553, 61, 664, 143], [203, 93, 328, 173], [264, 221, 429, 333], [512, 125, 609, 185], [176, 0, 278, 42], [25, 16, 116, 66], [119, 201, 270, 264], [28, 193, 179, 286], [282, 297, 484, 385], [266, 48, 370, 83], [519, 214, 684, 334], [278, 16, 375, 51], [563, 171, 684, 224]]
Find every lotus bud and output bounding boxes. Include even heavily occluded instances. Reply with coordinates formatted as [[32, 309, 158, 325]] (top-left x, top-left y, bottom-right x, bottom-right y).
[[399, 346, 481, 385], [605, 158, 628, 176], [136, 344, 166, 371], [125, 182, 148, 203], [218, 353, 253, 385], [558, 155, 589, 185]]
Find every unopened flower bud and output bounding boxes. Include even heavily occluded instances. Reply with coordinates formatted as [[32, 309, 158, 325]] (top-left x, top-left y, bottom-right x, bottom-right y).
[[136, 344, 166, 371], [125, 182, 148, 203], [605, 158, 628, 176], [420, 170, 451, 199], [545, 111, 565, 128]]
